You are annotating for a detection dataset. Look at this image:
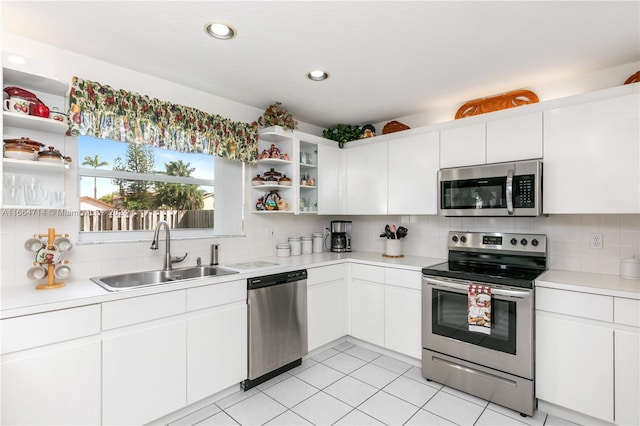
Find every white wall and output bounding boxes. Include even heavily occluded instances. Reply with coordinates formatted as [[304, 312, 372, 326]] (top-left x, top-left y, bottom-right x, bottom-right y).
[[1, 32, 639, 289]]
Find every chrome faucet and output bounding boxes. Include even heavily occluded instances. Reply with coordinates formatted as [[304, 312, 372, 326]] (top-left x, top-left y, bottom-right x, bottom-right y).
[[150, 220, 187, 271]]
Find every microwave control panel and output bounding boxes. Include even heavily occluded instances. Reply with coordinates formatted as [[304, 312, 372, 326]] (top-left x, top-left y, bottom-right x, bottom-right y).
[[513, 175, 535, 208]]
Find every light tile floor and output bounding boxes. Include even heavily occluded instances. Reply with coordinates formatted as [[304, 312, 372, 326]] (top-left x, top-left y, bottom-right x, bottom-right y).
[[171, 342, 578, 426]]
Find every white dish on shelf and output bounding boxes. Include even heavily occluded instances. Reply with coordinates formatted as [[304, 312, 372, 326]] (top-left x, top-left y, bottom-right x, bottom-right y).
[[4, 150, 37, 161]]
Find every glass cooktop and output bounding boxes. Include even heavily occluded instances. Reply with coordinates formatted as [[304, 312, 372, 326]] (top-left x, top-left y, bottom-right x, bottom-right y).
[[422, 260, 543, 289]]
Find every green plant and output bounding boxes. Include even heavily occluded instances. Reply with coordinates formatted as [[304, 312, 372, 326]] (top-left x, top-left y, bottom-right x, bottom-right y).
[[256, 102, 298, 131], [323, 124, 363, 148]]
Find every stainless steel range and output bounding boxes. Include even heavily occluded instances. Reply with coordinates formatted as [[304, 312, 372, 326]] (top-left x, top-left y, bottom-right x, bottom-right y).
[[422, 231, 547, 416]]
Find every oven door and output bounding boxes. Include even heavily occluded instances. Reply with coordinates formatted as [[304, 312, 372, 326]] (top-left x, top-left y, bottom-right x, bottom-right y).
[[422, 275, 533, 379]]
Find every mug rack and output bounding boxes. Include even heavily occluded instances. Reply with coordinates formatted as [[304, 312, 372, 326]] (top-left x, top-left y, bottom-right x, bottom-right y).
[[25, 227, 71, 290]]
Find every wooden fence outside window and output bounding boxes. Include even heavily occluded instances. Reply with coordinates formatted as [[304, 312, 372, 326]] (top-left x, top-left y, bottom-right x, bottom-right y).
[[80, 209, 214, 231]]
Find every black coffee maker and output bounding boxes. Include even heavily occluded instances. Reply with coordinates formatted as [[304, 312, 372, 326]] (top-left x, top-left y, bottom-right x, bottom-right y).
[[330, 220, 352, 252]]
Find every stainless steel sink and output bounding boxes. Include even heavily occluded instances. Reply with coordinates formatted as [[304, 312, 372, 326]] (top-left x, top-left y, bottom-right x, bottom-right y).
[[91, 265, 239, 291]]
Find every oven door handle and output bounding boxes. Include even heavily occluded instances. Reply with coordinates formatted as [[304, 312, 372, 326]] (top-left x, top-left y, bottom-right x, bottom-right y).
[[424, 277, 531, 299]]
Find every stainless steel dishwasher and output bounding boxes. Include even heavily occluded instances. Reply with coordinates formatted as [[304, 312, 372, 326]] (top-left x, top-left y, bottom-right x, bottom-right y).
[[242, 269, 308, 390]]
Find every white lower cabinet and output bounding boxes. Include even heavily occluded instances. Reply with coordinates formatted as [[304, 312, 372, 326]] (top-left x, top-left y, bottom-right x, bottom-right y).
[[101, 280, 248, 424], [536, 286, 640, 425], [350, 264, 385, 346], [349, 264, 422, 359], [307, 264, 347, 351], [1, 305, 101, 426], [536, 312, 614, 422], [102, 317, 187, 425], [384, 267, 422, 359], [186, 302, 247, 404]]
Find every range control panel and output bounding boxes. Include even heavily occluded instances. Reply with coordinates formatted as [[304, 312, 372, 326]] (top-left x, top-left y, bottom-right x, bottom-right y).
[[448, 231, 547, 255]]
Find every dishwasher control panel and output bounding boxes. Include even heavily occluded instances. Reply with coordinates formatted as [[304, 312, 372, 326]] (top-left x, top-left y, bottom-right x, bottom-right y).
[[247, 269, 307, 289]]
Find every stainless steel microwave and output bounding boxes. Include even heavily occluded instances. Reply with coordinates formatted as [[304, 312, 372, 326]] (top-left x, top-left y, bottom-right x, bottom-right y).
[[438, 160, 542, 217]]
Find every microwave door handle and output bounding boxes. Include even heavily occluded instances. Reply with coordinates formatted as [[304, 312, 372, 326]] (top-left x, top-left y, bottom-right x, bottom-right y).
[[506, 168, 514, 215], [424, 277, 531, 299]]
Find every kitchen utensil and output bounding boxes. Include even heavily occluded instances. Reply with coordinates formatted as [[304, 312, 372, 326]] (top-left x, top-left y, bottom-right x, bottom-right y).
[[48, 108, 68, 124], [385, 224, 392, 239], [23, 177, 42, 205], [26, 265, 47, 280], [38, 146, 70, 163], [35, 245, 61, 264], [3, 174, 22, 204], [31, 103, 50, 118], [49, 190, 65, 208], [390, 224, 397, 239], [4, 137, 45, 152], [397, 226, 408, 239], [25, 238, 44, 252], [53, 236, 73, 251], [53, 265, 72, 280], [3, 97, 30, 114]]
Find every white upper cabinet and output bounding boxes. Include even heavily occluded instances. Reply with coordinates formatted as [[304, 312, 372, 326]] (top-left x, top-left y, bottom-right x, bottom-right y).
[[486, 112, 543, 163], [346, 140, 388, 215], [388, 131, 439, 215], [317, 143, 345, 215], [543, 93, 640, 214], [440, 111, 543, 169], [440, 122, 486, 168]]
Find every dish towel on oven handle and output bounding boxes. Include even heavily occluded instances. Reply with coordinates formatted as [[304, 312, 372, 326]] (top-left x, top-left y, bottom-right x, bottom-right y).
[[468, 284, 492, 334]]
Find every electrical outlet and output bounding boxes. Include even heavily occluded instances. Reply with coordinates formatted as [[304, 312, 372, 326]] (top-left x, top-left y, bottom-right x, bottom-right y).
[[590, 233, 603, 249], [265, 228, 275, 239]]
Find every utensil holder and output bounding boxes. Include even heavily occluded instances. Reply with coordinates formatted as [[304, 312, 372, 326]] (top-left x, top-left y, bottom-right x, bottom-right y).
[[384, 239, 403, 258]]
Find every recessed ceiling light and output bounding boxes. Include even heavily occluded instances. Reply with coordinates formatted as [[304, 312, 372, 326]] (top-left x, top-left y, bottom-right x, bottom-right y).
[[204, 22, 236, 40], [307, 70, 329, 81]]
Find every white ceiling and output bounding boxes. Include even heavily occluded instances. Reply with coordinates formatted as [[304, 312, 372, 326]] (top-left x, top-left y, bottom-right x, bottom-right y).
[[2, 1, 639, 128]]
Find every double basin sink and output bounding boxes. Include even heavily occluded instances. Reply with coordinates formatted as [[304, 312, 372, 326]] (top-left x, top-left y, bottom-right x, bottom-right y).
[[91, 265, 239, 292]]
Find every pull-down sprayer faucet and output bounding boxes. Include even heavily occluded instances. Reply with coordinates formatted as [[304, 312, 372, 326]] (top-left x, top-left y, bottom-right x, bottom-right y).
[[150, 220, 187, 271]]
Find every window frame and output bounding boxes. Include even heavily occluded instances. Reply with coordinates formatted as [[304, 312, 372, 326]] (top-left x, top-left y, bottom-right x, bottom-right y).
[[77, 157, 217, 244]]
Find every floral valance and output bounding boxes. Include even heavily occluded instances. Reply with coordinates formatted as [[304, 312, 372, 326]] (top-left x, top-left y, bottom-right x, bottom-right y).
[[67, 77, 258, 164]]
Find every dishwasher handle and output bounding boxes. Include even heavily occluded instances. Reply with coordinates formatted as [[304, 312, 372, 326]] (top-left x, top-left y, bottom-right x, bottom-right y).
[[248, 269, 307, 289]]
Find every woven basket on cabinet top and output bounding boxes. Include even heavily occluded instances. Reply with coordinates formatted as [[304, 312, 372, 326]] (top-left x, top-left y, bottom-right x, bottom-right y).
[[382, 120, 411, 134]]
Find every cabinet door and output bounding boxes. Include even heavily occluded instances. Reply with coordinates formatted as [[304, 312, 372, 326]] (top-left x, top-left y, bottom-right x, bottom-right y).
[[388, 132, 439, 215], [350, 280, 385, 346], [440, 122, 486, 168], [1, 338, 101, 425], [308, 280, 347, 351], [384, 286, 421, 358], [486, 112, 543, 163], [187, 303, 247, 404], [543, 94, 640, 214], [615, 329, 640, 426], [102, 318, 187, 425], [536, 313, 614, 422], [346, 141, 388, 214], [317, 143, 345, 214]]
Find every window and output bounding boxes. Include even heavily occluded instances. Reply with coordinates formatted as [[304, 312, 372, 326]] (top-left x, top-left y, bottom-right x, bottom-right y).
[[78, 136, 218, 238]]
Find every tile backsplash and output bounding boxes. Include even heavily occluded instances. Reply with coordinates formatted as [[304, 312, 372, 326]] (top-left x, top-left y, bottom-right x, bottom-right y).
[[2, 213, 639, 288], [351, 214, 640, 275]]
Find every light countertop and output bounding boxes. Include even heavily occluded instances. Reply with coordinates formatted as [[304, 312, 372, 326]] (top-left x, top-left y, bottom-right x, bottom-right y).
[[0, 252, 444, 319], [537, 269, 640, 299]]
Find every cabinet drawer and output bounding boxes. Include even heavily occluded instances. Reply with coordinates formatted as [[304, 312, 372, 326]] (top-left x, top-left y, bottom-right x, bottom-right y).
[[615, 297, 640, 327], [351, 263, 385, 283], [1, 305, 101, 354], [384, 267, 421, 290], [102, 290, 186, 330], [186, 280, 246, 312], [307, 264, 345, 286], [536, 287, 613, 322]]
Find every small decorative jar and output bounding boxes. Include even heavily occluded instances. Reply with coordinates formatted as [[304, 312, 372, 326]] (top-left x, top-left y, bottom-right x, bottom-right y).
[[301, 235, 313, 254], [276, 243, 291, 257], [289, 237, 301, 256], [312, 232, 324, 253]]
